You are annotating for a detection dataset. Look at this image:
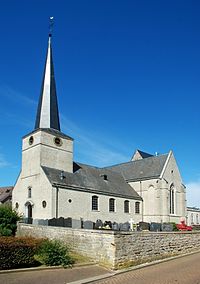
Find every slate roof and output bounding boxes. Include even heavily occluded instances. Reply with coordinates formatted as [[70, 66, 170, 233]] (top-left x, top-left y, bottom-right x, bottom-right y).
[[0, 186, 13, 203], [35, 35, 60, 131], [42, 163, 142, 200], [23, 128, 73, 141], [105, 154, 168, 182], [135, 150, 153, 159]]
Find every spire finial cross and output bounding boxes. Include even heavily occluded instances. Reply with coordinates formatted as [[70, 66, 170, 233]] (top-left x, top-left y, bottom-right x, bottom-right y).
[[49, 17, 54, 36]]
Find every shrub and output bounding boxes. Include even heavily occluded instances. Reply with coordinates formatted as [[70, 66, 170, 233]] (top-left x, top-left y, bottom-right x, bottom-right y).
[[0, 237, 43, 269], [171, 222, 179, 231], [35, 239, 74, 267], [0, 204, 20, 236]]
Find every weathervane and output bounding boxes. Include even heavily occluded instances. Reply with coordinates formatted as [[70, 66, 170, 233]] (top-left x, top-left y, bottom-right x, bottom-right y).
[[49, 16, 54, 36]]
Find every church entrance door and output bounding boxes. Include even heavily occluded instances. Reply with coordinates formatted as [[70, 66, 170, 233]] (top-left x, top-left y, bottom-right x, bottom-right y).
[[27, 203, 33, 224], [25, 202, 33, 224]]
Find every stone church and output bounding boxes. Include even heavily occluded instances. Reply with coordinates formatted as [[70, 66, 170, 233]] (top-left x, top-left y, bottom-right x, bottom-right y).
[[13, 32, 186, 227]]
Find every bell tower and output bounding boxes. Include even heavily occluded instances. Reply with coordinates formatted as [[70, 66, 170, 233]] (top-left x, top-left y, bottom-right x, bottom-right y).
[[21, 22, 73, 177]]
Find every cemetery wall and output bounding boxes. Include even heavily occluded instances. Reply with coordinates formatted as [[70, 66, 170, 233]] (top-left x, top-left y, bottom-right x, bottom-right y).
[[17, 223, 116, 268], [17, 223, 200, 269]]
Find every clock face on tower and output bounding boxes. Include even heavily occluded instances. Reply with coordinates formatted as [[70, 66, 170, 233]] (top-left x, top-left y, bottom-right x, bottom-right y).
[[54, 137, 62, 146]]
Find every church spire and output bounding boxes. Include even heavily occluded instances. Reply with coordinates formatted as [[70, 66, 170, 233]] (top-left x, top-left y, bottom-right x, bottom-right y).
[[35, 18, 60, 131]]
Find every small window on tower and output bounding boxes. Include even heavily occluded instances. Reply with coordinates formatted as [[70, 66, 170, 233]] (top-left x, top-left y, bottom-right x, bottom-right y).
[[29, 136, 34, 145], [42, 200, 47, 208], [54, 137, 62, 146], [28, 187, 32, 198]]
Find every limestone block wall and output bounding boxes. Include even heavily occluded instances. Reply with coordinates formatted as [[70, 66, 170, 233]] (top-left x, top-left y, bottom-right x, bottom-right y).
[[17, 223, 200, 269], [17, 223, 116, 268], [114, 231, 200, 268]]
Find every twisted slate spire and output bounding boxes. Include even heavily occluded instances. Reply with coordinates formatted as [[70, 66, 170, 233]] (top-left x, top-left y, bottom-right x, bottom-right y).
[[34, 33, 60, 131]]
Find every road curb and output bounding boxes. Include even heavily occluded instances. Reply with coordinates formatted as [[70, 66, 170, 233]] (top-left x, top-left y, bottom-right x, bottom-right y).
[[69, 250, 200, 284], [0, 262, 97, 274]]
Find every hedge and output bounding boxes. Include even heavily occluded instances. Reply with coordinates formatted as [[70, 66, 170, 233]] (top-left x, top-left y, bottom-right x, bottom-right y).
[[0, 237, 44, 269]]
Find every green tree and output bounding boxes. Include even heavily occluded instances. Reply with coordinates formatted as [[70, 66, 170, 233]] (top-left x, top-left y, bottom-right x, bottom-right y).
[[0, 204, 20, 236]]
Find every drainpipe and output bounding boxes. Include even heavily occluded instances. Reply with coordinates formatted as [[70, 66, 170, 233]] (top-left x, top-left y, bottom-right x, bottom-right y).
[[140, 181, 144, 222], [55, 186, 59, 218]]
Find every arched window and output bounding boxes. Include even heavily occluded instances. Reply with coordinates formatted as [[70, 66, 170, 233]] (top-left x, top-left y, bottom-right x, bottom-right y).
[[170, 184, 175, 214], [28, 187, 32, 198], [135, 202, 140, 214], [124, 200, 130, 213], [191, 213, 194, 224], [92, 196, 98, 211], [109, 198, 115, 212], [196, 214, 199, 224]]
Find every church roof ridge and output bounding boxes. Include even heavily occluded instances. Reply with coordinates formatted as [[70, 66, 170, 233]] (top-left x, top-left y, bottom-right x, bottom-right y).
[[104, 152, 169, 169], [104, 153, 169, 182]]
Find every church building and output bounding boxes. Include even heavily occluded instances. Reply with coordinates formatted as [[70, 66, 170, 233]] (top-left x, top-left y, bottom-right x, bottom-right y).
[[13, 30, 186, 227]]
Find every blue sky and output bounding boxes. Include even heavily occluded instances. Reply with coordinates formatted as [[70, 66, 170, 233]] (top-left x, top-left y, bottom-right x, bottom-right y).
[[0, 1, 199, 206]]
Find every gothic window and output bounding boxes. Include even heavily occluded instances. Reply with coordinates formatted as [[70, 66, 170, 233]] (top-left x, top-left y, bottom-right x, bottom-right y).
[[28, 187, 32, 198], [124, 200, 130, 213], [170, 184, 175, 214], [135, 202, 140, 214], [92, 195, 98, 211], [109, 198, 115, 212], [191, 213, 194, 224]]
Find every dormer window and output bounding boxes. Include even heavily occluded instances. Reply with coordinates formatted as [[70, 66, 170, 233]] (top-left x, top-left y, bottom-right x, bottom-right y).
[[60, 171, 65, 180], [100, 174, 108, 181]]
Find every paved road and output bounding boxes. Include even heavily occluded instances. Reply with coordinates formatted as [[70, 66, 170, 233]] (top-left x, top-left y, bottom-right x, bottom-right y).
[[91, 252, 200, 284], [0, 265, 110, 284]]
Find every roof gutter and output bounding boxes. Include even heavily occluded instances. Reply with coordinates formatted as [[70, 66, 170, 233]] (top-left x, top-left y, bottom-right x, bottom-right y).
[[52, 183, 142, 201]]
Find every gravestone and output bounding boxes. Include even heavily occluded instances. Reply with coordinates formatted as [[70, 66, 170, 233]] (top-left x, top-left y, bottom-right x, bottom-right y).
[[95, 219, 103, 229], [150, 222, 161, 232], [64, 217, 72, 227], [162, 223, 173, 232], [103, 221, 112, 229], [112, 222, 119, 231], [48, 218, 56, 226], [120, 222, 130, 231], [138, 222, 150, 231], [34, 219, 48, 226], [72, 219, 82, 229], [84, 220, 94, 229]]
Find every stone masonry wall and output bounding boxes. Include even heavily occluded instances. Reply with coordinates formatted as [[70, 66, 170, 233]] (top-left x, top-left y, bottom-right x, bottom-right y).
[[17, 223, 116, 268], [17, 224, 200, 269], [114, 231, 200, 268]]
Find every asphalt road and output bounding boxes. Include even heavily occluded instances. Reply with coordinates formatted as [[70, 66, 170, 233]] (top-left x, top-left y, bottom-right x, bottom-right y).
[[92, 252, 200, 284], [0, 265, 110, 284], [1, 252, 200, 284]]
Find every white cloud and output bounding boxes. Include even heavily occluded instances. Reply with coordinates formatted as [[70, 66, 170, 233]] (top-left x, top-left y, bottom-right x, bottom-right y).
[[0, 85, 37, 106], [60, 114, 130, 167], [0, 154, 9, 168], [186, 181, 200, 208]]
